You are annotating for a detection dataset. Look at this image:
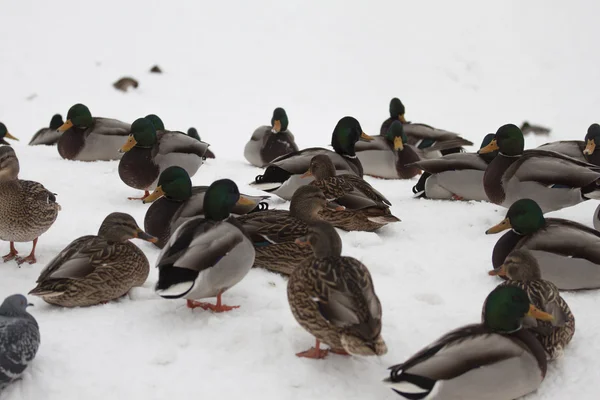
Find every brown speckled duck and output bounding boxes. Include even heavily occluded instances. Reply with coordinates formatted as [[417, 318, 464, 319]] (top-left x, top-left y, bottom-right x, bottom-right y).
[[488, 249, 575, 361], [28, 212, 156, 307], [288, 221, 387, 359], [0, 147, 60, 265]]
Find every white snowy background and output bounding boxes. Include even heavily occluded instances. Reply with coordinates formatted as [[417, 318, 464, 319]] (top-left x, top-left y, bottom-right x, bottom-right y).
[[1, 0, 599, 399]]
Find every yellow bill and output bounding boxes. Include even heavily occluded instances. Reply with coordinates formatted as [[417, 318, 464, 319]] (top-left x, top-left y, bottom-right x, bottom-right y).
[[57, 120, 74, 132], [120, 135, 137, 153], [486, 217, 511, 234], [478, 139, 499, 154]]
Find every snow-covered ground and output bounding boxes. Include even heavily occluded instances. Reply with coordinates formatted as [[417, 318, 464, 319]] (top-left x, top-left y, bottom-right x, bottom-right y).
[[1, 1, 600, 399]]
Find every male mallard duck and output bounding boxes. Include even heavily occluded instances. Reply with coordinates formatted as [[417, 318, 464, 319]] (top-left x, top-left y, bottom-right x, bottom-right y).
[[380, 97, 473, 157], [118, 117, 209, 200], [250, 116, 373, 200], [354, 121, 421, 179], [28, 114, 64, 146], [244, 107, 299, 167], [0, 147, 60, 265], [142, 166, 268, 248], [155, 179, 255, 312], [288, 221, 387, 358], [488, 249, 575, 360], [410, 133, 498, 200], [188, 128, 215, 159], [486, 198, 600, 290], [537, 123, 600, 165], [385, 285, 552, 399], [28, 213, 156, 307], [57, 103, 131, 161], [479, 124, 600, 212], [0, 122, 19, 145]]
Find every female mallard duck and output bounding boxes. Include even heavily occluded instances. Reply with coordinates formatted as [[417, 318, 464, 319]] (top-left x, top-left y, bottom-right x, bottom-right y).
[[142, 166, 268, 248], [250, 116, 373, 200], [56, 103, 131, 161], [0, 147, 60, 265], [486, 198, 600, 290], [28, 114, 64, 146], [28, 213, 157, 307], [410, 133, 498, 200], [188, 128, 215, 159], [288, 221, 387, 358], [488, 249, 575, 360], [118, 117, 209, 200], [244, 107, 299, 167], [155, 179, 255, 312], [380, 97, 473, 157], [301, 154, 400, 232], [385, 285, 552, 400], [0, 122, 19, 145], [479, 124, 600, 212], [537, 123, 600, 165], [354, 121, 421, 179]]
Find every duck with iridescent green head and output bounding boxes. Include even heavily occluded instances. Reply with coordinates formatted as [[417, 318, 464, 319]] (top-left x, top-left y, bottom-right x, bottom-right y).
[[385, 285, 552, 400], [244, 107, 299, 167], [56, 103, 130, 161], [28, 114, 64, 146], [537, 123, 600, 165], [0, 122, 19, 145], [486, 198, 600, 290], [479, 124, 600, 212], [250, 116, 373, 200], [379, 97, 473, 158], [118, 117, 209, 200]]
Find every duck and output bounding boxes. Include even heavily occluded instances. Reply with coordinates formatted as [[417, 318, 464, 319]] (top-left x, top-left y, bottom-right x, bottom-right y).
[[486, 198, 600, 290], [354, 121, 421, 179], [380, 97, 473, 157], [0, 146, 60, 265], [142, 166, 268, 248], [384, 285, 552, 400], [28, 213, 156, 307], [188, 128, 215, 159], [537, 123, 600, 165], [410, 133, 498, 200], [479, 123, 600, 212], [237, 185, 329, 276], [154, 179, 255, 312], [288, 221, 387, 358], [243, 107, 299, 167], [118, 117, 209, 200], [301, 154, 400, 231], [0, 122, 19, 145], [250, 116, 373, 200], [56, 103, 131, 161], [488, 249, 575, 360], [28, 114, 64, 146]]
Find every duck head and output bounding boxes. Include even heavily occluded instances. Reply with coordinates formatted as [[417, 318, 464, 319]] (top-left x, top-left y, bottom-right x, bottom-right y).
[[204, 179, 254, 221], [479, 124, 524, 157], [584, 123, 600, 155], [59, 103, 93, 132], [389, 97, 406, 123], [489, 249, 542, 281], [0, 122, 18, 144], [486, 198, 545, 235], [385, 121, 408, 151], [98, 212, 157, 243], [295, 221, 343, 258], [271, 108, 289, 133], [331, 116, 373, 157], [145, 114, 165, 131], [143, 166, 192, 204], [120, 118, 157, 152]]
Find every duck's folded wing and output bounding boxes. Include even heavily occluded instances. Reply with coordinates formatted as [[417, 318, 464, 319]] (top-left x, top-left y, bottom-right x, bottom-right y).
[[92, 118, 131, 136], [339, 175, 392, 206], [404, 123, 473, 146], [354, 136, 391, 151], [508, 150, 600, 186], [236, 211, 304, 243], [409, 152, 488, 173], [269, 148, 355, 174], [35, 236, 102, 281], [537, 140, 586, 162], [155, 131, 210, 159]]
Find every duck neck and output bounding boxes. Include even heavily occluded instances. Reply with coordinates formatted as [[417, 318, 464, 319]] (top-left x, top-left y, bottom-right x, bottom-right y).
[[483, 153, 519, 204]]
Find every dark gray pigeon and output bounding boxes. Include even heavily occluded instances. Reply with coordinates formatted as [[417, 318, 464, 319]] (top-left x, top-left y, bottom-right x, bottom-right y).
[[0, 294, 40, 391]]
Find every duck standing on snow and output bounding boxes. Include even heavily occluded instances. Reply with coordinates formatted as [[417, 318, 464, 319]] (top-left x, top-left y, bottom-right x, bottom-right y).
[[488, 249, 575, 360], [385, 285, 552, 400], [380, 97, 473, 157], [28, 114, 64, 146], [486, 198, 600, 290], [537, 123, 600, 165], [188, 128, 215, 159], [29, 213, 156, 307], [410, 133, 498, 200], [155, 179, 255, 312], [118, 117, 209, 200], [0, 294, 40, 391], [0, 147, 60, 265], [142, 166, 268, 248], [56, 103, 131, 161], [244, 107, 299, 167], [251, 116, 373, 200], [288, 221, 387, 359], [0, 122, 19, 145], [479, 123, 600, 212], [354, 121, 421, 179]]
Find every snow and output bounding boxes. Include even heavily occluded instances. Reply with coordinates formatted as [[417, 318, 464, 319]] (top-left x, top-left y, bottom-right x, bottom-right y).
[[1, 0, 600, 399]]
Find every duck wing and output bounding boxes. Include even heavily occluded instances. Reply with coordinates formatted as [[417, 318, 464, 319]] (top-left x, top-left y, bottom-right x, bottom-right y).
[[89, 117, 131, 137], [410, 152, 489, 174], [33, 236, 103, 282]]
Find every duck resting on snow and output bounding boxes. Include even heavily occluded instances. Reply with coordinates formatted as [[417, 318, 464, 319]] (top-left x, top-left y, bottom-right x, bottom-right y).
[[244, 107, 299, 167]]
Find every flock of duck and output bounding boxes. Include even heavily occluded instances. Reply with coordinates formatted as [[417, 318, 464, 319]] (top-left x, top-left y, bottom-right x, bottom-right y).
[[0, 97, 599, 399]]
